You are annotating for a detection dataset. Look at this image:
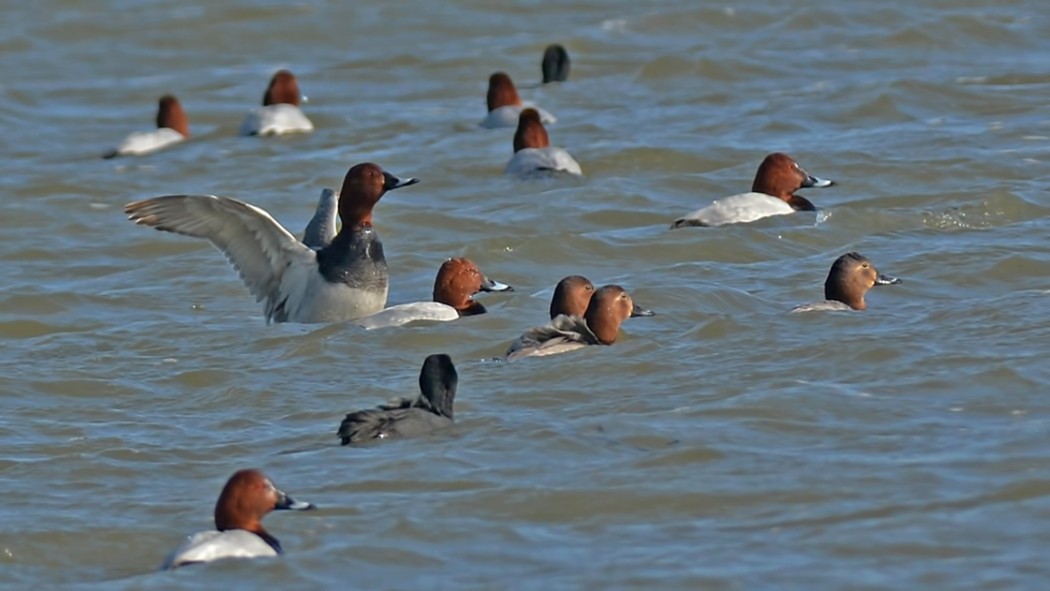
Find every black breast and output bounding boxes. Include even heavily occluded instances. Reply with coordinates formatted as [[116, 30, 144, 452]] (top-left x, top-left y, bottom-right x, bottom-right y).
[[316, 226, 389, 291]]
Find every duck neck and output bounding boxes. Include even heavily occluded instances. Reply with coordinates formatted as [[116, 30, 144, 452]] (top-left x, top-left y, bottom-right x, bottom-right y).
[[254, 527, 283, 554], [216, 515, 281, 553], [825, 284, 865, 310], [787, 194, 816, 211], [420, 386, 455, 419], [585, 314, 622, 345], [455, 300, 487, 317]]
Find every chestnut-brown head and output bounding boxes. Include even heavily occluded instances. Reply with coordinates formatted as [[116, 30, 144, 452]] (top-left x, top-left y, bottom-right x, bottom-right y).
[[213, 469, 314, 536], [337, 163, 419, 229], [263, 70, 303, 106], [487, 72, 521, 112], [751, 152, 834, 211], [513, 108, 550, 153], [432, 257, 513, 315], [583, 285, 639, 345], [156, 95, 189, 137]]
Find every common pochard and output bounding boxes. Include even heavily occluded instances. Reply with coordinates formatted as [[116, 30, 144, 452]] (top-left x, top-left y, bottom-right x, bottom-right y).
[[791, 252, 901, 312], [671, 153, 834, 228], [504, 108, 581, 176], [480, 72, 556, 129], [103, 95, 188, 159], [162, 469, 315, 569], [355, 258, 512, 329], [506, 284, 653, 360], [124, 162, 418, 323], [239, 70, 314, 136]]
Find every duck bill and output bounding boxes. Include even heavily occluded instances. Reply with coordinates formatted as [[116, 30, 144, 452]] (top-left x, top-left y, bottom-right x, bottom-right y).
[[275, 489, 316, 511], [630, 303, 655, 317], [383, 172, 420, 191], [801, 173, 835, 188], [875, 273, 901, 286], [480, 276, 513, 292]]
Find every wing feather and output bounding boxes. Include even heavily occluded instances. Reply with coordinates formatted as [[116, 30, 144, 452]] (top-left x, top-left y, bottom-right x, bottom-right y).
[[302, 188, 338, 249], [124, 195, 316, 319], [505, 314, 598, 359]]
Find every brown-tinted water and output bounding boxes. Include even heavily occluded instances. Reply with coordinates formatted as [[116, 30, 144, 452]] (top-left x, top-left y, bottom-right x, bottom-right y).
[[2, 1, 1049, 589]]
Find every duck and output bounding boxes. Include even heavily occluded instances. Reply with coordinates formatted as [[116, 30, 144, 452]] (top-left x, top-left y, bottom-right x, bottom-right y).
[[356, 258, 513, 329], [504, 275, 598, 355], [502, 274, 598, 357], [103, 95, 188, 159], [162, 469, 315, 569], [791, 252, 901, 312], [541, 44, 571, 84], [506, 284, 653, 360], [124, 162, 418, 323], [239, 70, 314, 136], [546, 276, 653, 320], [480, 72, 556, 129], [671, 153, 834, 228], [338, 354, 458, 444], [504, 108, 582, 176]]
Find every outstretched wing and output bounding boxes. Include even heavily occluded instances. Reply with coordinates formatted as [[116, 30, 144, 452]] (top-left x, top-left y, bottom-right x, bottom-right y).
[[302, 188, 338, 249], [124, 195, 317, 321]]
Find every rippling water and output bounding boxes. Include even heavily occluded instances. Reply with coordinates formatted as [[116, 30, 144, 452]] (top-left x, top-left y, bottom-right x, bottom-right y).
[[2, 0, 1050, 588]]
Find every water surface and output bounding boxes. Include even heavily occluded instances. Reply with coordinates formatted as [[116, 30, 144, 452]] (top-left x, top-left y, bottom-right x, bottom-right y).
[[2, 1, 1050, 589]]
